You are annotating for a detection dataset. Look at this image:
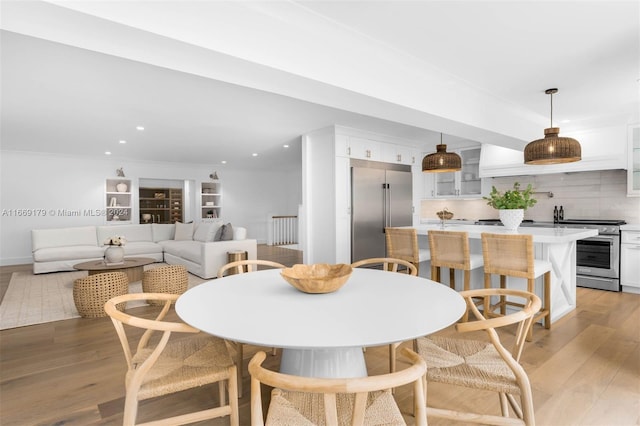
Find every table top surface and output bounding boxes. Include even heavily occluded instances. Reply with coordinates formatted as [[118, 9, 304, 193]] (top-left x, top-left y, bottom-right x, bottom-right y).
[[176, 268, 466, 350], [73, 257, 155, 271]]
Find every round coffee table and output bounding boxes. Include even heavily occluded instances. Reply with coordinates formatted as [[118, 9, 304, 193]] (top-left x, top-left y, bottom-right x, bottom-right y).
[[74, 257, 156, 282]]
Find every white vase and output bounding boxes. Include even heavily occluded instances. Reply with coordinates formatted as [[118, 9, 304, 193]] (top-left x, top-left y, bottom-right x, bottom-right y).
[[499, 209, 524, 231], [104, 246, 125, 264], [116, 182, 128, 193]]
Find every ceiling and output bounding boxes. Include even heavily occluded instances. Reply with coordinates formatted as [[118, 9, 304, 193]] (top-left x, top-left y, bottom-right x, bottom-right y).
[[1, 1, 638, 171]]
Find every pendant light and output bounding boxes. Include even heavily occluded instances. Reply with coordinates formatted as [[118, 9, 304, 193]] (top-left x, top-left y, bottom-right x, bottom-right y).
[[422, 133, 462, 173], [524, 88, 581, 165]]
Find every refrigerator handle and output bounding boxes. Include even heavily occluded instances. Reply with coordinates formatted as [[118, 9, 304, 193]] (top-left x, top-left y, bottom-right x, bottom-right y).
[[382, 183, 389, 231]]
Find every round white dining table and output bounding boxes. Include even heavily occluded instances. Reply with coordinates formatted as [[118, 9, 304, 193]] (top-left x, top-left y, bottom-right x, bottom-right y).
[[176, 268, 465, 378]]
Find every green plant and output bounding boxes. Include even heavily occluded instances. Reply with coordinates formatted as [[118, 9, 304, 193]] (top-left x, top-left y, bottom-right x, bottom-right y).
[[483, 182, 537, 210]]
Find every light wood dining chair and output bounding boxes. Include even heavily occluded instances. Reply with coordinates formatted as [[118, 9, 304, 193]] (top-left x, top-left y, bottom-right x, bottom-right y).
[[248, 347, 427, 426], [351, 257, 417, 377], [385, 227, 430, 275], [104, 293, 239, 426], [481, 232, 552, 340], [428, 230, 484, 291], [415, 288, 541, 426], [217, 259, 286, 398]]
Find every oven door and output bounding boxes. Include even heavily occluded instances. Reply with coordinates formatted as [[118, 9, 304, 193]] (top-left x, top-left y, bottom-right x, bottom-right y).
[[576, 235, 619, 279]]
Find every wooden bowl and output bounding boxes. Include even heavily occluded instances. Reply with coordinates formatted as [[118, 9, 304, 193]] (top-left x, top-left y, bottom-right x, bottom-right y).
[[281, 263, 352, 294]]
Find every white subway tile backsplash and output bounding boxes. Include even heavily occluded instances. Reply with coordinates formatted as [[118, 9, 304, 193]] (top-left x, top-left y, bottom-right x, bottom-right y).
[[421, 170, 640, 224]]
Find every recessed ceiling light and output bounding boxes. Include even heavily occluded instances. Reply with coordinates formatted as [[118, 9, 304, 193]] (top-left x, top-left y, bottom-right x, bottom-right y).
[[136, 126, 145, 131], [283, 144, 289, 148], [119, 140, 127, 144], [105, 151, 112, 155], [221, 160, 227, 164], [252, 153, 258, 157]]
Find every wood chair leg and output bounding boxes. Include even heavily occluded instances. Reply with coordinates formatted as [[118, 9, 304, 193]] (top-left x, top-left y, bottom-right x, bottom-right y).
[[431, 265, 438, 281], [499, 275, 507, 315], [544, 271, 551, 329], [499, 392, 509, 417], [449, 268, 456, 290], [236, 343, 244, 398], [526, 278, 535, 341], [219, 381, 226, 406]]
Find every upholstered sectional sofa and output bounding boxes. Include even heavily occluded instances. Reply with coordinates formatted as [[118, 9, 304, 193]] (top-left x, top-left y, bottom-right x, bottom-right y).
[[31, 221, 257, 279]]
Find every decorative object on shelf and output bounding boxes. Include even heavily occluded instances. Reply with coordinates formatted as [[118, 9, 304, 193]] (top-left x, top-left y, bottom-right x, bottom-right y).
[[206, 210, 214, 218], [483, 182, 537, 230], [103, 236, 126, 264], [281, 263, 353, 294], [112, 215, 120, 221], [154, 192, 165, 199], [436, 208, 454, 229], [209, 171, 219, 180], [142, 213, 151, 223], [116, 182, 128, 192], [109, 197, 117, 207], [116, 167, 125, 177], [422, 133, 462, 173], [524, 88, 581, 165]]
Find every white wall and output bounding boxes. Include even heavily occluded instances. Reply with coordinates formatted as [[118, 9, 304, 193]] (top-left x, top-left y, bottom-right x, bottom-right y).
[[0, 151, 301, 265]]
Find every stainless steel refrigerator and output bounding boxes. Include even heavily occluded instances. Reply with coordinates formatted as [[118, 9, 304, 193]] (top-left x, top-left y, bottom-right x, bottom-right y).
[[351, 160, 413, 262]]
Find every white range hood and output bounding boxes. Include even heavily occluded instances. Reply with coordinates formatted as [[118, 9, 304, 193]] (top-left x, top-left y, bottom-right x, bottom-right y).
[[479, 125, 628, 178]]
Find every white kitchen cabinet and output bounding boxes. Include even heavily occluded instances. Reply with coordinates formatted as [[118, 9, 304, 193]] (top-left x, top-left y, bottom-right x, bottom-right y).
[[621, 230, 640, 292], [335, 134, 417, 165], [382, 144, 418, 165], [346, 137, 382, 161], [424, 147, 482, 198], [627, 124, 640, 196]]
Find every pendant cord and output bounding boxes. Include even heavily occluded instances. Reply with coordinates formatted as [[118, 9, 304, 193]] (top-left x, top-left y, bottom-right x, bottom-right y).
[[549, 92, 554, 128]]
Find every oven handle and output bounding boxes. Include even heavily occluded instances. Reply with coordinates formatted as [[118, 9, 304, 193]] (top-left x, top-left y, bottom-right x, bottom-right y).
[[580, 236, 616, 244]]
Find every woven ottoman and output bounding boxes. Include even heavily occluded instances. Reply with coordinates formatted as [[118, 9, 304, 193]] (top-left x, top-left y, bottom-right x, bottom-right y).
[[73, 272, 129, 318], [142, 265, 189, 306]]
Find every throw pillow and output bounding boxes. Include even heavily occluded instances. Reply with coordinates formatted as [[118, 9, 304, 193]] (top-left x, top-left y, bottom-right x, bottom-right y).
[[220, 223, 234, 241], [174, 222, 194, 241], [214, 224, 226, 241], [193, 221, 221, 242]]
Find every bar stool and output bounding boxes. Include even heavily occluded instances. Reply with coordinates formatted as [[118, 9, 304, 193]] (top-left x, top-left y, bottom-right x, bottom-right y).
[[385, 227, 430, 275], [428, 230, 484, 291], [481, 232, 552, 340]]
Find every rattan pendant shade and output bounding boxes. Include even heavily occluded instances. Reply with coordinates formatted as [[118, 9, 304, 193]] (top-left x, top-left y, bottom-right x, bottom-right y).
[[422, 134, 462, 173], [524, 88, 581, 165]]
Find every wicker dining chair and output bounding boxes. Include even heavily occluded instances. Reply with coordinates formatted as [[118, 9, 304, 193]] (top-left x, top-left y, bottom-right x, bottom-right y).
[[481, 232, 552, 340], [385, 227, 430, 275], [141, 264, 188, 306], [217, 259, 286, 398], [415, 288, 541, 426], [351, 257, 417, 376], [248, 347, 427, 426], [104, 293, 239, 426]]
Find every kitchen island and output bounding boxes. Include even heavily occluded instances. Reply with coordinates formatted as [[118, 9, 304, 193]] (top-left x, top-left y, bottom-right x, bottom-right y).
[[410, 224, 598, 323]]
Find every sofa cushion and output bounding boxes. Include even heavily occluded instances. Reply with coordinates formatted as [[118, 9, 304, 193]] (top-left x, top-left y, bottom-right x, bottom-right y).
[[234, 226, 247, 240], [193, 221, 222, 242], [221, 223, 234, 241], [32, 226, 98, 251], [174, 222, 194, 241], [123, 242, 163, 256], [152, 223, 175, 242], [97, 225, 152, 244], [162, 241, 201, 264], [33, 246, 105, 262]]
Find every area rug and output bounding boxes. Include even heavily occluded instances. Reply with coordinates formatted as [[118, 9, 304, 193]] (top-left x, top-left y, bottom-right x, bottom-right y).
[[0, 264, 207, 330]]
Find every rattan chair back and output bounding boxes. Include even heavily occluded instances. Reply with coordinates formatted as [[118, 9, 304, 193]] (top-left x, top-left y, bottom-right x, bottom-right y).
[[415, 288, 541, 426], [104, 293, 239, 426], [384, 227, 419, 263], [217, 259, 286, 278], [248, 347, 427, 426], [481, 233, 535, 279], [428, 230, 471, 270], [351, 257, 417, 275]]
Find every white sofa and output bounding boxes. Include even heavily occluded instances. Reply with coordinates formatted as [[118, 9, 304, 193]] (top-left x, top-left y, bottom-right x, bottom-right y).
[[31, 221, 257, 279]]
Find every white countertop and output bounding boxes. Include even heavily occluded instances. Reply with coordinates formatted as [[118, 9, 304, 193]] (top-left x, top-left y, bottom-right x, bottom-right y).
[[621, 224, 640, 231], [411, 224, 598, 243]]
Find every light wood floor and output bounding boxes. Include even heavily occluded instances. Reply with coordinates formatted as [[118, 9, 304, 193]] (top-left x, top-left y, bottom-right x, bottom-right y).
[[1, 245, 639, 425]]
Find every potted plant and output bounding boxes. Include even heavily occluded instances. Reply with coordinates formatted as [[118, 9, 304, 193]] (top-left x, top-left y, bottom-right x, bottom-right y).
[[483, 182, 537, 230]]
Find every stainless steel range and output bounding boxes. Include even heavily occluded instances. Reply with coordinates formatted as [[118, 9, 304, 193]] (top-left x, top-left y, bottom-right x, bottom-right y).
[[475, 218, 626, 291], [557, 219, 625, 292]]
